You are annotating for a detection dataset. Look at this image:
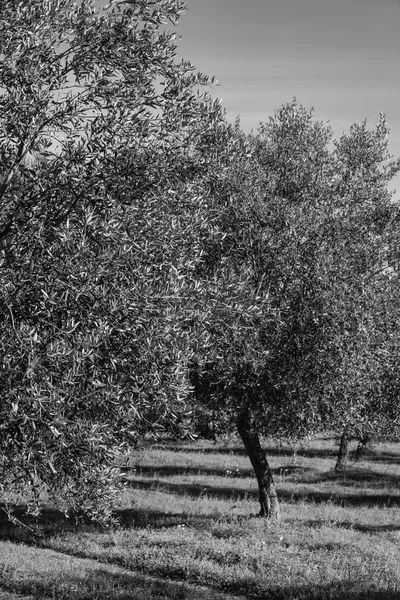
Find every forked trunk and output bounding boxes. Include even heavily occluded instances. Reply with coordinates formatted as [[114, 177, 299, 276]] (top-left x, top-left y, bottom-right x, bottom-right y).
[[335, 431, 349, 472], [237, 409, 280, 519]]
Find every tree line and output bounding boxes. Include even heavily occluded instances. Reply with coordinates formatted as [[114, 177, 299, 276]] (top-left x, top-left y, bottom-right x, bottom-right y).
[[1, 0, 400, 522]]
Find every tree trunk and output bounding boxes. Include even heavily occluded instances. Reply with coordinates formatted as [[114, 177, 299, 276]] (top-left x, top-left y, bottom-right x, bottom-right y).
[[237, 409, 280, 519], [335, 432, 349, 472]]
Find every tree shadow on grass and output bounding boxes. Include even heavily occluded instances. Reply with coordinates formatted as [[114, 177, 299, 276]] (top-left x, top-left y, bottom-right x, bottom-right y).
[[121, 463, 317, 480], [302, 519, 400, 533], [294, 467, 400, 488], [267, 585, 400, 600], [1, 509, 400, 600], [353, 522, 400, 533], [0, 564, 237, 600], [124, 476, 400, 508], [152, 443, 337, 460], [0, 502, 102, 546], [3, 566, 399, 600], [152, 442, 400, 465], [115, 506, 250, 530], [276, 488, 400, 508], [122, 475, 254, 501], [152, 443, 248, 456], [349, 448, 400, 465], [121, 462, 400, 491], [3, 533, 399, 600], [0, 500, 251, 544], [120, 464, 255, 478], [7, 571, 399, 600]]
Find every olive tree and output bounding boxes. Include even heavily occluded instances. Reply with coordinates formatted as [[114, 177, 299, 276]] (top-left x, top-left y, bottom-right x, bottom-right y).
[[0, 0, 230, 522], [328, 117, 400, 470], [191, 101, 400, 518]]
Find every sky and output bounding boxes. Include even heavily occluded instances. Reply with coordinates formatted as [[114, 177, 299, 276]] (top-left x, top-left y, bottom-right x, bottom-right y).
[[175, 0, 400, 194]]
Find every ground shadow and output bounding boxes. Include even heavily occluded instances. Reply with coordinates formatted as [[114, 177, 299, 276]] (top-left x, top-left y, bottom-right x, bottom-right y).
[[0, 501, 251, 543], [278, 488, 400, 507], [121, 463, 318, 480], [3, 535, 399, 600], [302, 519, 400, 533], [129, 461, 400, 486], [263, 584, 400, 600], [115, 506, 251, 530], [266, 445, 400, 465], [122, 476, 254, 501], [122, 462, 400, 488], [151, 442, 400, 465], [3, 566, 398, 600], [1, 507, 400, 600], [124, 475, 400, 508], [352, 522, 400, 533], [152, 443, 337, 459], [349, 448, 400, 465], [151, 443, 249, 456], [120, 464, 255, 478], [0, 566, 235, 600], [0, 502, 103, 545], [293, 467, 400, 488]]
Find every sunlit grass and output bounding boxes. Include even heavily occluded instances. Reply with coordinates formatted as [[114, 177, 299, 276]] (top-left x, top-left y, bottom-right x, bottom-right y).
[[0, 539, 238, 600], [1, 436, 400, 599]]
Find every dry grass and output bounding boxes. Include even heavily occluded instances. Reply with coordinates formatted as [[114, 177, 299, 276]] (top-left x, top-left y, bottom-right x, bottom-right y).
[[1, 435, 400, 599]]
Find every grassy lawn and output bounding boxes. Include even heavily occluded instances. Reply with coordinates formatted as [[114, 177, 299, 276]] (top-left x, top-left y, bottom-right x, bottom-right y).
[[1, 436, 400, 599]]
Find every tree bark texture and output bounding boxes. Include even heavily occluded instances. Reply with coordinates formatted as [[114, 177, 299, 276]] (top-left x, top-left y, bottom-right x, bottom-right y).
[[335, 432, 349, 472], [237, 409, 280, 519]]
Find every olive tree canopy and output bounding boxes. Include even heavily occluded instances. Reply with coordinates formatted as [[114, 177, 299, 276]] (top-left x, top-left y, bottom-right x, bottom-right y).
[[191, 101, 400, 518], [0, 0, 231, 522]]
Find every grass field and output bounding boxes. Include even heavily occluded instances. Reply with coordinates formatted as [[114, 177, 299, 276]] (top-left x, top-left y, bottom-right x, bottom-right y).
[[1, 435, 400, 600]]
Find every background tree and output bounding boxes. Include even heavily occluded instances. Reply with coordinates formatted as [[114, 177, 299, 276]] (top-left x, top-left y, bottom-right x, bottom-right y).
[[191, 101, 400, 518], [328, 117, 400, 471]]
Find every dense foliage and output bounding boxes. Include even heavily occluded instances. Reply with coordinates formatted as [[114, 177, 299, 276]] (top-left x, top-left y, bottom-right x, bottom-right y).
[[1, 0, 399, 522], [0, 0, 234, 521], [190, 103, 400, 515], [194, 104, 400, 435]]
